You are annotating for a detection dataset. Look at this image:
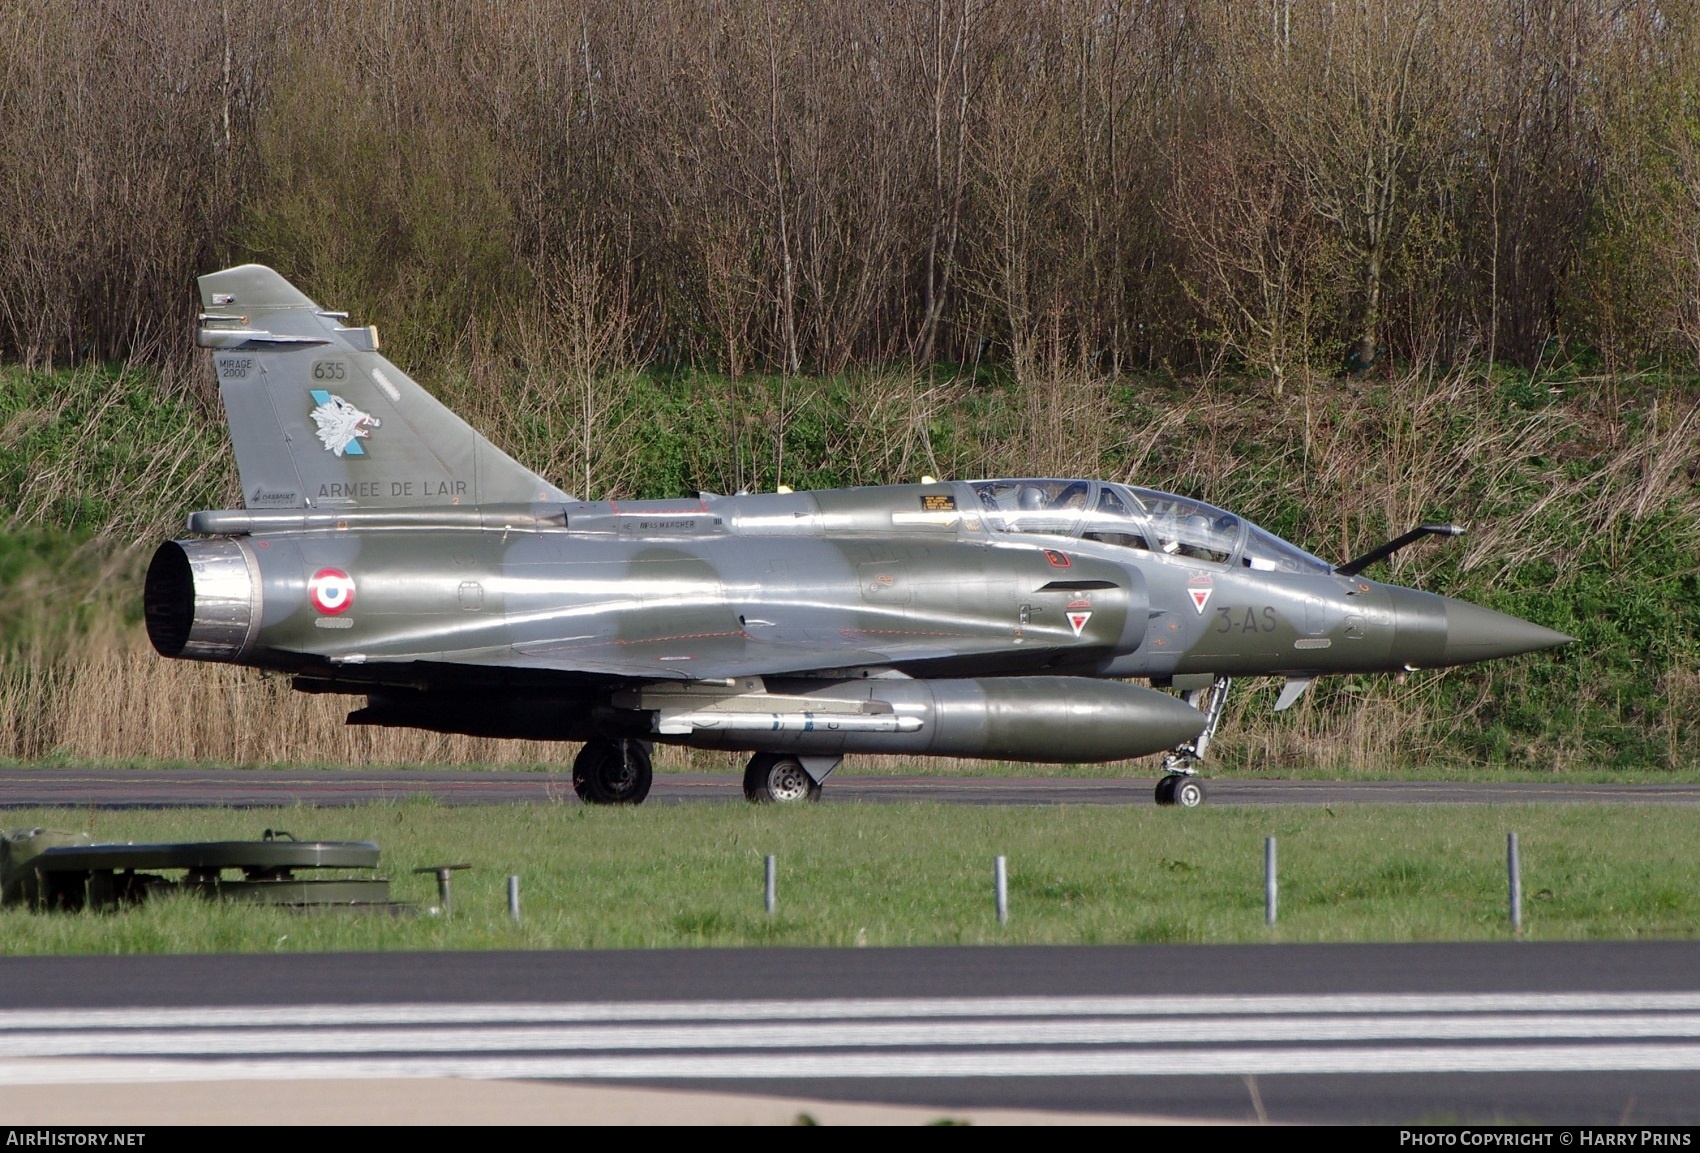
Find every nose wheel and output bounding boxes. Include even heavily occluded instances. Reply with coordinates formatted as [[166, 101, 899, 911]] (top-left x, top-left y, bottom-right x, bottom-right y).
[[1155, 774, 1205, 808]]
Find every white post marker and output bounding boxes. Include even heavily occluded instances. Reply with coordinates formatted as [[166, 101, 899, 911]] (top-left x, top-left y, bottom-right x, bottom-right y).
[[1508, 832, 1522, 935], [507, 875, 520, 924], [994, 855, 1009, 926], [1265, 837, 1278, 926], [764, 855, 776, 915]]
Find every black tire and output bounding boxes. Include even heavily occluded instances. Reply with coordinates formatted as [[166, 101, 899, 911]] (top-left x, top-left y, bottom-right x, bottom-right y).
[[743, 753, 821, 804], [1154, 775, 1178, 806], [571, 741, 608, 803], [1173, 777, 1205, 808], [573, 739, 653, 805]]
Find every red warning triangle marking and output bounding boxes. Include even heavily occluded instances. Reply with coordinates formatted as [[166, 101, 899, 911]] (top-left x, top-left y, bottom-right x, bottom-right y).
[[1068, 611, 1092, 636], [1189, 587, 1212, 614]]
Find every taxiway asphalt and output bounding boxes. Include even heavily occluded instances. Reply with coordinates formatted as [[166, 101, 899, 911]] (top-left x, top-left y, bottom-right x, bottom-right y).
[[1, 942, 1698, 1123], [2, 767, 1699, 807]]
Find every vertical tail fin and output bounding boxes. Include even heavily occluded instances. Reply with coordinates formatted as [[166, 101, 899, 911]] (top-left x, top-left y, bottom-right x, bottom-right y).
[[196, 264, 569, 510]]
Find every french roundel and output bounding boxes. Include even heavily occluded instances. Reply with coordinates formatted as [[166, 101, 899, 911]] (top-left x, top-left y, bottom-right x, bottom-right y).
[[308, 568, 356, 615]]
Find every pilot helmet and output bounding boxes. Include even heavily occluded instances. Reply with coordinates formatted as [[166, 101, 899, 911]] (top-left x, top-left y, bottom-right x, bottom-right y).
[[1017, 486, 1047, 511]]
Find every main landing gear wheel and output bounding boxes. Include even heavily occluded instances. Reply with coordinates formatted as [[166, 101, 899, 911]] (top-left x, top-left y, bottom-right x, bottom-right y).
[[573, 739, 653, 805], [744, 753, 821, 804], [1154, 774, 1205, 808]]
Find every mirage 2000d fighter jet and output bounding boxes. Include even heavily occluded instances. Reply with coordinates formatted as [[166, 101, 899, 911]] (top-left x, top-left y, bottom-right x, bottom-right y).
[[145, 266, 1570, 807]]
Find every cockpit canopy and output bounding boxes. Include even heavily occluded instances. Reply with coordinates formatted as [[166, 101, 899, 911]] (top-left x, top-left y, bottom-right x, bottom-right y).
[[970, 479, 1329, 575]]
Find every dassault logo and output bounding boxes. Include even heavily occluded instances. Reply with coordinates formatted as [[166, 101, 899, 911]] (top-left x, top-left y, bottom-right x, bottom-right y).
[[308, 390, 380, 456]]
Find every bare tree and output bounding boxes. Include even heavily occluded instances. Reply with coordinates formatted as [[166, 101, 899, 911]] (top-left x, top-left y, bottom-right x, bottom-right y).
[[1169, 121, 1333, 393], [1240, 0, 1464, 371], [0, 0, 1690, 381]]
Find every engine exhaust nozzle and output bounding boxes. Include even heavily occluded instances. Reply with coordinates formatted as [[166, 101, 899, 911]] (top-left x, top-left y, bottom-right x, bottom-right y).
[[144, 539, 262, 661]]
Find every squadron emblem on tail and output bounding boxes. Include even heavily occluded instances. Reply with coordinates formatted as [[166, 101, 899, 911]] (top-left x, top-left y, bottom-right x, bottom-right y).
[[308, 390, 380, 456]]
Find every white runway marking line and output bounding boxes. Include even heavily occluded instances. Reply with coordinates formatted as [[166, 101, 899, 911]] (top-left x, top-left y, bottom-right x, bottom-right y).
[[6, 991, 1700, 1031], [8, 1014, 1700, 1058], [8, 1045, 1700, 1084], [5, 993, 1700, 1083]]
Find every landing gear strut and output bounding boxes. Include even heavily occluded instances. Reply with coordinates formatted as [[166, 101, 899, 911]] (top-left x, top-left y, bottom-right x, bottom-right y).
[[1156, 676, 1231, 808], [573, 739, 653, 805]]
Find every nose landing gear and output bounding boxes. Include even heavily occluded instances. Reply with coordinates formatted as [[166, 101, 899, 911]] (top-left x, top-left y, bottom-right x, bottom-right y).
[[1156, 675, 1231, 808]]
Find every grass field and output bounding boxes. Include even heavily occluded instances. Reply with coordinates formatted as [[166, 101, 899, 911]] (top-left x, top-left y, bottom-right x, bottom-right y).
[[0, 802, 1695, 955]]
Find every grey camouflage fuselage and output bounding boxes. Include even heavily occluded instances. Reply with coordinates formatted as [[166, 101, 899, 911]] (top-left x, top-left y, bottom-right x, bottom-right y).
[[145, 266, 1569, 791]]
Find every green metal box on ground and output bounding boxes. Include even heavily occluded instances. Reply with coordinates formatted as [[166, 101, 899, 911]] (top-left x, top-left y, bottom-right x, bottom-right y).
[[0, 828, 392, 911]]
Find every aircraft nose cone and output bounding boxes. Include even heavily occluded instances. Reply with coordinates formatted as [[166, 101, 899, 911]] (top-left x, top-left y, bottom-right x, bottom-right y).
[[1441, 599, 1572, 666]]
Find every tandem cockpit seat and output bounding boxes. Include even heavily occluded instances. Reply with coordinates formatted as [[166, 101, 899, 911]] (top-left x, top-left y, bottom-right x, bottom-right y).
[[970, 478, 1331, 575]]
